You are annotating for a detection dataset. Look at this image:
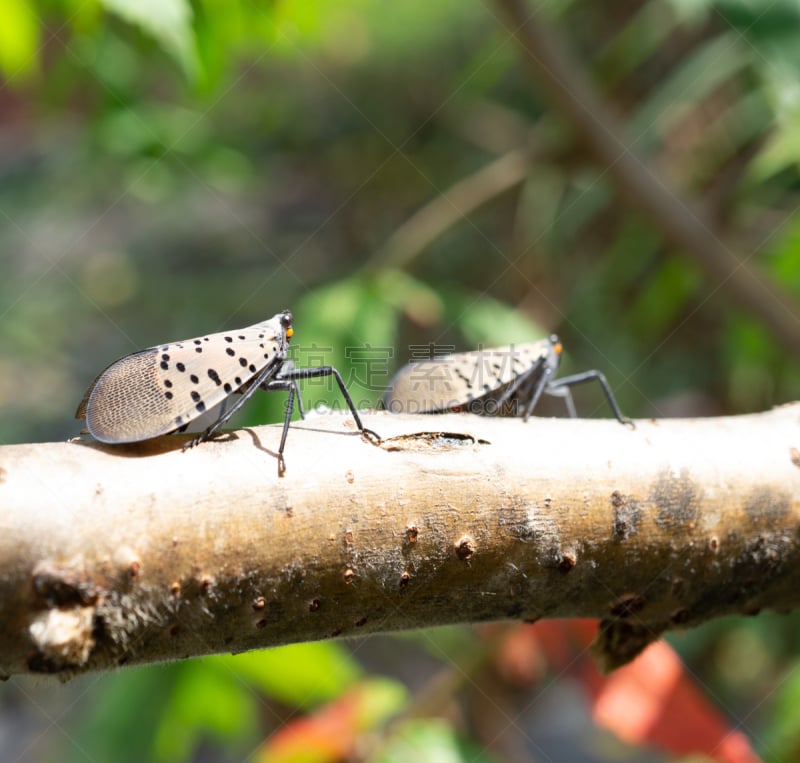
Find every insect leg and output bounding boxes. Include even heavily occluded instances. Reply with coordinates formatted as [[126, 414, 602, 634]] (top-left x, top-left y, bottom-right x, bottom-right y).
[[544, 383, 578, 418], [184, 356, 283, 449], [264, 360, 306, 419], [277, 365, 381, 444], [276, 381, 295, 476], [521, 364, 556, 421], [546, 370, 633, 427]]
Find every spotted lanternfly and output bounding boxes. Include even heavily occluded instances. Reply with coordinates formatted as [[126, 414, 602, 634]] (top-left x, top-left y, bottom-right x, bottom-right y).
[[75, 310, 380, 475], [382, 335, 631, 425]]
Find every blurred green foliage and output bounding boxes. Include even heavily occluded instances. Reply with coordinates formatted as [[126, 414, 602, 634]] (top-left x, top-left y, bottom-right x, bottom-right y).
[[3, 1, 800, 761]]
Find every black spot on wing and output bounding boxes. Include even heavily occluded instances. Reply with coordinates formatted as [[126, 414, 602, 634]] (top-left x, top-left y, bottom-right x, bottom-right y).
[[208, 369, 222, 385]]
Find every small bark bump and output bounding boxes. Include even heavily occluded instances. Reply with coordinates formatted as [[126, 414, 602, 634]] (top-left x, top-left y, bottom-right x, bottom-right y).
[[455, 535, 476, 562], [558, 552, 577, 573]]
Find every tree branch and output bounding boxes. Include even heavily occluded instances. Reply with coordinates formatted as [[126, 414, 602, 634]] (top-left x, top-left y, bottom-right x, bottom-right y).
[[2, 405, 799, 679]]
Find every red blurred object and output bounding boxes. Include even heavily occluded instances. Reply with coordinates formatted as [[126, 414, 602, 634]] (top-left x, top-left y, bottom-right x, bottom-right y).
[[495, 620, 762, 763], [588, 639, 762, 763], [256, 687, 364, 763]]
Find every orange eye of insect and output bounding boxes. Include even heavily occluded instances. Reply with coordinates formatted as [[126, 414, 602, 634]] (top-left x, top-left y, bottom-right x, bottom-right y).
[[286, 327, 294, 339], [554, 342, 563, 355]]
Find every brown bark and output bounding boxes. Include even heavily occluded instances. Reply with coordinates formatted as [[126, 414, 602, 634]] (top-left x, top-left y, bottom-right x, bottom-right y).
[[1, 405, 798, 680]]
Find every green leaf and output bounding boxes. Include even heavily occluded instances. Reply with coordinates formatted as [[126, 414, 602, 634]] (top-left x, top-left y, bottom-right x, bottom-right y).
[[352, 677, 409, 730], [444, 292, 546, 348], [154, 660, 257, 762], [218, 642, 363, 709], [377, 718, 502, 763], [100, 0, 199, 81], [766, 657, 800, 759], [0, 0, 39, 81], [293, 275, 402, 407], [723, 315, 781, 411], [376, 270, 444, 328], [628, 256, 702, 338], [70, 668, 179, 763], [750, 68, 800, 179]]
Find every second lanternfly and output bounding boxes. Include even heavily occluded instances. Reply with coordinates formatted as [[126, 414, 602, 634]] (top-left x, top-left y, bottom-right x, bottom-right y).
[[382, 335, 632, 426]]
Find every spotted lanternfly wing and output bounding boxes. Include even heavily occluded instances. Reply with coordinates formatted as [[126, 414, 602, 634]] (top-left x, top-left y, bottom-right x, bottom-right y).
[[382, 339, 556, 415], [76, 311, 292, 443]]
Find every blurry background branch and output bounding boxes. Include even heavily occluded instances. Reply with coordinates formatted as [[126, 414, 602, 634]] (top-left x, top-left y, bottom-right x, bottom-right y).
[[370, 146, 533, 272], [492, 0, 800, 353]]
